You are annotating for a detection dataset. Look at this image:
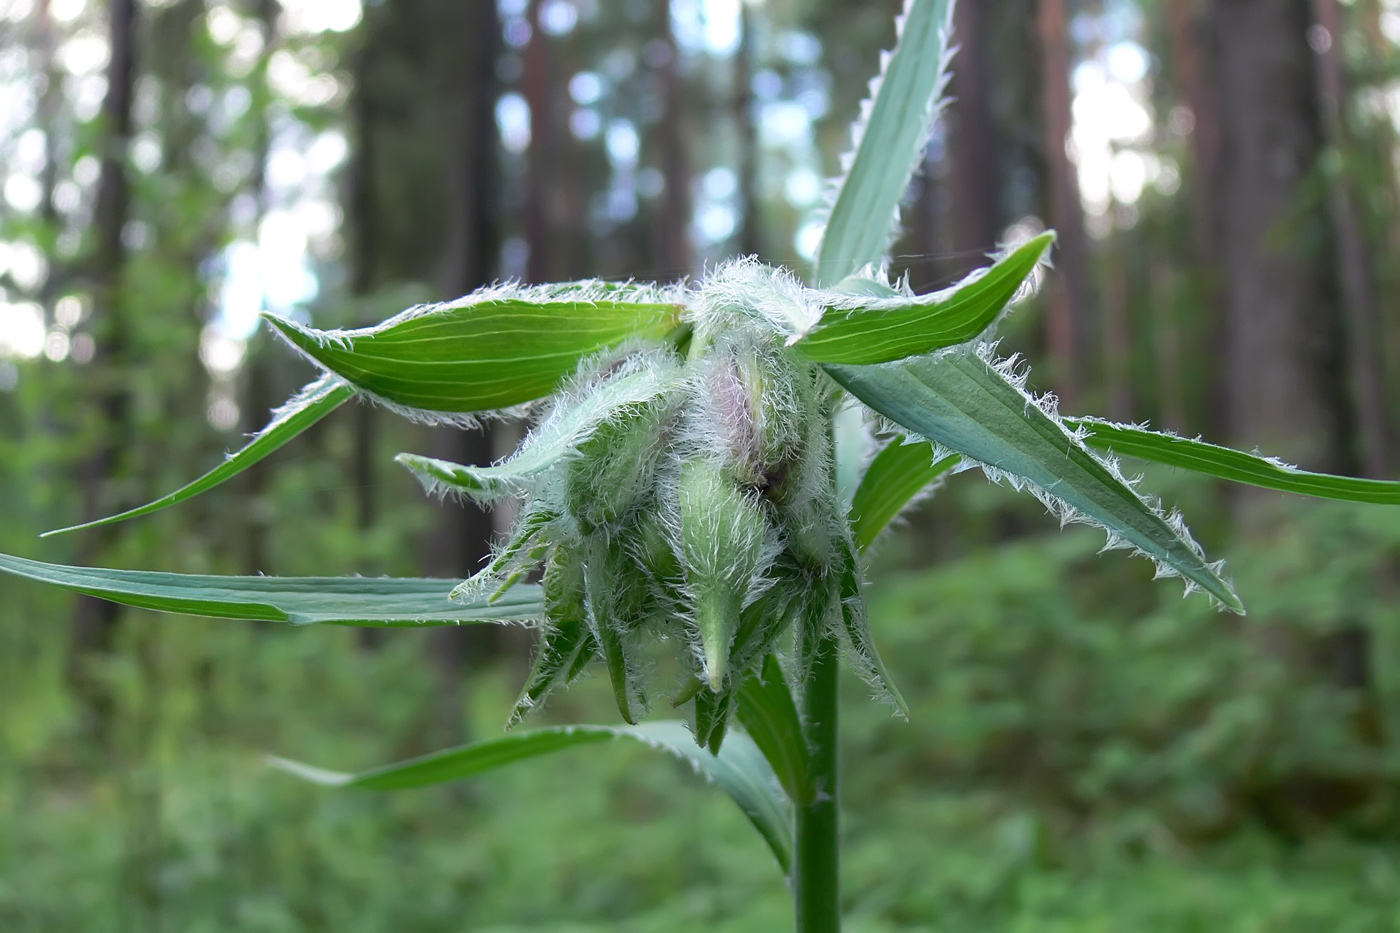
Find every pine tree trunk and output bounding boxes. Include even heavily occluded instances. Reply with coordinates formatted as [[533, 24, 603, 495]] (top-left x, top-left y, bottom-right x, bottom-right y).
[[1311, 0, 1389, 477], [1215, 0, 1351, 473], [658, 15, 693, 277], [1037, 0, 1092, 409]]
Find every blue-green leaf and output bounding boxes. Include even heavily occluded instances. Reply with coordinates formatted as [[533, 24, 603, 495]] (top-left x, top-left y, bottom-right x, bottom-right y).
[[827, 352, 1243, 610], [42, 375, 353, 537], [736, 654, 810, 804], [271, 720, 793, 872], [815, 0, 956, 287], [0, 553, 541, 626]]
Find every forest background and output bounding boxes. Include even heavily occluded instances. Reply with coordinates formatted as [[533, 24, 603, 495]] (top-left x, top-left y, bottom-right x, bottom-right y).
[[2, 0, 1400, 929]]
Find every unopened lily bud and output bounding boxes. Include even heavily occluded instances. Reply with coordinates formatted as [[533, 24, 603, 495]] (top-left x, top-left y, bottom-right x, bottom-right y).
[[676, 457, 771, 689]]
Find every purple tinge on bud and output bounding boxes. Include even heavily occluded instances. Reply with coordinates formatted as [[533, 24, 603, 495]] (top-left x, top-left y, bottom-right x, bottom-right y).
[[707, 353, 764, 485]]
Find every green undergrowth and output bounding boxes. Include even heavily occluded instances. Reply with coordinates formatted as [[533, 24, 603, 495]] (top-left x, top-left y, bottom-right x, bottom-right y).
[[4, 479, 1400, 931]]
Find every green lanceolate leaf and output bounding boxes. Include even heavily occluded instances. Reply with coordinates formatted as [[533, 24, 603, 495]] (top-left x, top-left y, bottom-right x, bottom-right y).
[[271, 720, 794, 873], [797, 233, 1053, 364], [43, 375, 353, 537], [827, 352, 1243, 610], [1064, 418, 1400, 505], [736, 654, 810, 804], [395, 366, 674, 502], [0, 553, 542, 626], [849, 437, 960, 550], [266, 282, 684, 417], [815, 0, 956, 287]]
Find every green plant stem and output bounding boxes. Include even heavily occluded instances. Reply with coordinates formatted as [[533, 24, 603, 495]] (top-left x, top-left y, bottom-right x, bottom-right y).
[[794, 631, 840, 932]]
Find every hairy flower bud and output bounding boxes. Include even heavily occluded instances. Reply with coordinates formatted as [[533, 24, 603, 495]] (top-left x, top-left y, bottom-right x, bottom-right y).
[[564, 396, 674, 534], [676, 457, 773, 689]]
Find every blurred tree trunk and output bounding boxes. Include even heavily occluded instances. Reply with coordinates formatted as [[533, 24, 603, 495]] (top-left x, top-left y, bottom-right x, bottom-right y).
[[346, 20, 378, 568], [945, 0, 1000, 281], [240, 0, 280, 576], [36, 0, 62, 307], [1311, 0, 1389, 477], [657, 12, 693, 277], [1036, 0, 1091, 409], [1165, 0, 1224, 273], [1164, 0, 1227, 434], [524, 0, 554, 284], [735, 4, 762, 260], [1307, 0, 1388, 742], [427, 0, 505, 694], [1100, 233, 1133, 420], [1215, 0, 1380, 785], [1149, 260, 1188, 431], [900, 144, 945, 293], [1215, 0, 1351, 474], [69, 0, 138, 702]]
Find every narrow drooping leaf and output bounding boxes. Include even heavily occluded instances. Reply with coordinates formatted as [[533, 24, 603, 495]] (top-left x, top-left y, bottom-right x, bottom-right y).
[[827, 352, 1243, 610], [0, 553, 542, 626], [271, 720, 793, 873], [43, 375, 353, 537], [835, 536, 909, 717], [815, 0, 956, 287], [266, 282, 685, 417], [395, 366, 674, 501], [1065, 418, 1400, 505], [507, 611, 594, 729], [736, 654, 810, 804], [849, 437, 960, 549], [797, 233, 1053, 364], [451, 506, 556, 607]]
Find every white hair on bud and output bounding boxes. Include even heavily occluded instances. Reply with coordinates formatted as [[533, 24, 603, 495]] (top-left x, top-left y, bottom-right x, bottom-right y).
[[691, 257, 822, 341]]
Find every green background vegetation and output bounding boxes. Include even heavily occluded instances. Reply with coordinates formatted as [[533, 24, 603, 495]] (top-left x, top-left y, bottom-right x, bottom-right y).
[[3, 0, 1400, 927]]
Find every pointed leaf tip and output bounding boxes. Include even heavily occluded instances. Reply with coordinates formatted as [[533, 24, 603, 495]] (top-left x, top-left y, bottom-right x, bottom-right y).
[[797, 231, 1053, 365], [816, 0, 957, 287], [1066, 418, 1400, 506], [0, 553, 544, 626], [828, 352, 1243, 611], [272, 722, 794, 873], [41, 375, 353, 537]]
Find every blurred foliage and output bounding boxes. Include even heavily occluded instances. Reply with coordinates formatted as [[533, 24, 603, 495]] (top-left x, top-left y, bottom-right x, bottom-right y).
[[5, 478, 1400, 929], [3, 0, 1400, 927]]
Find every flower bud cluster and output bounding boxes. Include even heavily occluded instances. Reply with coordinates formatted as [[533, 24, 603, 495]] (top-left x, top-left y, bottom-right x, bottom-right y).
[[471, 266, 901, 748]]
